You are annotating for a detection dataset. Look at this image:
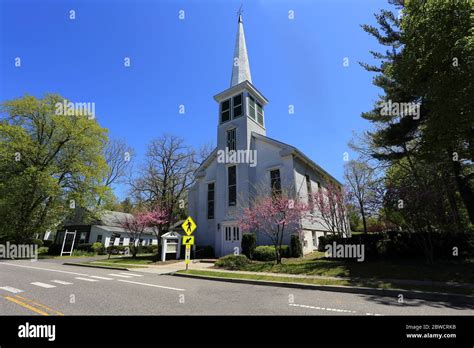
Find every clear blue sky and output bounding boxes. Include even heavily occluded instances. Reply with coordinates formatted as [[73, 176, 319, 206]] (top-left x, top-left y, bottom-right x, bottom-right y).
[[0, 0, 395, 199]]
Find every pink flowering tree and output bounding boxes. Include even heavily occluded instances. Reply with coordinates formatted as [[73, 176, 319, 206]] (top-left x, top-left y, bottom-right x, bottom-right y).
[[311, 182, 349, 237], [239, 193, 308, 264], [141, 205, 171, 258], [121, 212, 148, 258]]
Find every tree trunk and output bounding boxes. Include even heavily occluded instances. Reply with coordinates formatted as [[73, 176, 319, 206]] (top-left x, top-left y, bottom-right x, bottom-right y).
[[451, 159, 474, 225]]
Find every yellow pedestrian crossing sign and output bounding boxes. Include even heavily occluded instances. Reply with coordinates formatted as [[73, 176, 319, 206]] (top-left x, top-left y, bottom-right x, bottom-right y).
[[182, 216, 196, 235], [182, 236, 194, 246]]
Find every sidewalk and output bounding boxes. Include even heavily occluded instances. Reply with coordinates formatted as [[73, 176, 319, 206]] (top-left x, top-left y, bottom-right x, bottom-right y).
[[126, 260, 215, 275]]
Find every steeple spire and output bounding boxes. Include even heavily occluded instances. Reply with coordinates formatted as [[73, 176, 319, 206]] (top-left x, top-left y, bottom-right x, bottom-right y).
[[230, 11, 252, 87]]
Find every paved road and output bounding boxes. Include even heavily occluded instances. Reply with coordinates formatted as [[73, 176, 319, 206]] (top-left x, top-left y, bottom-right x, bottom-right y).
[[0, 260, 472, 316]]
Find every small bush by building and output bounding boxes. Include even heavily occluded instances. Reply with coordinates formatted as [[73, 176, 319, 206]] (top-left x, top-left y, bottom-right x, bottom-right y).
[[241, 233, 257, 259], [215, 254, 250, 270]]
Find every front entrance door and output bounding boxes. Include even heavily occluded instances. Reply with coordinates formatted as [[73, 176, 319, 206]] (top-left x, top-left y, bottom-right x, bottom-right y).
[[222, 225, 241, 256]]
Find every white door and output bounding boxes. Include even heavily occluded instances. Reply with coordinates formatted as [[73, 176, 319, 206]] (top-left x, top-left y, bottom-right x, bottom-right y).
[[222, 225, 241, 256]]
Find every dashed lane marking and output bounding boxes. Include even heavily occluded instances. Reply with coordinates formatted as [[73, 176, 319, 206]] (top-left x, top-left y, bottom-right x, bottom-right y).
[[289, 303, 357, 314], [51, 280, 73, 285], [120, 272, 143, 277], [0, 262, 88, 276], [0, 286, 24, 294], [74, 277, 99, 282], [117, 279, 185, 291], [90, 276, 114, 280], [108, 273, 133, 278], [31, 282, 56, 289]]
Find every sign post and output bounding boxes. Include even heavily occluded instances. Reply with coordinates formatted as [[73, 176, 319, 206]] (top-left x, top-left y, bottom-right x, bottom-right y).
[[181, 217, 196, 270]]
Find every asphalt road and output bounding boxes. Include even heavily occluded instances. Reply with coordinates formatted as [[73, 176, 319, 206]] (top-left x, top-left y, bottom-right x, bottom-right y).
[[0, 259, 473, 316]]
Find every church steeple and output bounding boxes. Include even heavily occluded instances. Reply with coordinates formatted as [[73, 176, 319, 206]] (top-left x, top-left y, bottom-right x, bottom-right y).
[[230, 14, 252, 87]]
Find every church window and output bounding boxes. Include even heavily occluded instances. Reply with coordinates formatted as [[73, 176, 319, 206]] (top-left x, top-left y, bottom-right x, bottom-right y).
[[248, 95, 256, 120], [226, 128, 236, 151], [221, 99, 231, 123], [270, 169, 281, 196], [228, 166, 237, 206], [233, 93, 242, 118], [256, 102, 264, 126], [207, 183, 215, 219], [305, 174, 314, 212]]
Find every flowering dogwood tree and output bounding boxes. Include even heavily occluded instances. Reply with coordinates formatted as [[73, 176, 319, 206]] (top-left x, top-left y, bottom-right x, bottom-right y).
[[121, 213, 148, 258], [311, 182, 349, 237], [141, 205, 170, 258], [239, 193, 308, 264]]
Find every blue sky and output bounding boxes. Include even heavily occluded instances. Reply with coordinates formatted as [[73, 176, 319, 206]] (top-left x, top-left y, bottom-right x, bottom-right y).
[[0, 0, 395, 199]]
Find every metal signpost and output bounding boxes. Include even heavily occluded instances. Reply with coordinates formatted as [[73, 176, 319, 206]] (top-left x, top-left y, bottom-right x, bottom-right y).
[[181, 217, 196, 270]]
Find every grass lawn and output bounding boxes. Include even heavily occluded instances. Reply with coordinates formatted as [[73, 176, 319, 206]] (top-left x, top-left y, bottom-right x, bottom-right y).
[[223, 252, 474, 284], [179, 269, 474, 295]]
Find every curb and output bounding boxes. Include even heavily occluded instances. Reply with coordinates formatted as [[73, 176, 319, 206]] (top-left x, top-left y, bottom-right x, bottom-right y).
[[63, 262, 130, 271], [173, 272, 474, 304]]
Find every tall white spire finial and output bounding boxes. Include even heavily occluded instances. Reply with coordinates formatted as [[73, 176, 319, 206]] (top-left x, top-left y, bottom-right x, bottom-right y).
[[230, 7, 252, 87]]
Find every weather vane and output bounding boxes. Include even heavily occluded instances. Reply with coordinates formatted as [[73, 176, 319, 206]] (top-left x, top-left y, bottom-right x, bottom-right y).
[[237, 4, 243, 17]]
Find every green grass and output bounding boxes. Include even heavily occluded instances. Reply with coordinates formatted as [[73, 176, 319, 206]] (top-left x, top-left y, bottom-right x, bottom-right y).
[[179, 269, 474, 295], [218, 252, 474, 284]]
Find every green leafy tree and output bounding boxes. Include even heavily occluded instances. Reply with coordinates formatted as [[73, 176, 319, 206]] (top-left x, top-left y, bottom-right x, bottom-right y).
[[0, 94, 108, 242], [359, 0, 474, 233]]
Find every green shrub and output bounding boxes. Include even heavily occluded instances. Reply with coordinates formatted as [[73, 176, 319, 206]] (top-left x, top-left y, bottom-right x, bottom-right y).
[[30, 238, 44, 247], [38, 247, 49, 255], [290, 234, 303, 258], [71, 249, 96, 257], [106, 245, 127, 255], [215, 254, 250, 270], [253, 245, 290, 261], [76, 243, 94, 252], [91, 242, 105, 254], [241, 234, 257, 259]]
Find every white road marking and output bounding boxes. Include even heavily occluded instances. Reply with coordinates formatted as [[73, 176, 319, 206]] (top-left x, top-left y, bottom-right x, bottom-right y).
[[31, 282, 56, 289], [90, 276, 113, 280], [289, 303, 357, 314], [120, 272, 143, 277], [0, 262, 88, 276], [74, 277, 99, 282], [108, 273, 133, 278], [0, 286, 24, 294], [117, 279, 185, 291], [51, 280, 73, 285]]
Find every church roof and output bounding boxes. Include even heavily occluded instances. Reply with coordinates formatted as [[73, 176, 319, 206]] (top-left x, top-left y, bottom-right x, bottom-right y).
[[230, 15, 252, 87]]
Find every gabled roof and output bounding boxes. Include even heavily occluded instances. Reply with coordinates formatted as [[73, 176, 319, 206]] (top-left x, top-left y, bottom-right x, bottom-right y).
[[252, 132, 343, 186]]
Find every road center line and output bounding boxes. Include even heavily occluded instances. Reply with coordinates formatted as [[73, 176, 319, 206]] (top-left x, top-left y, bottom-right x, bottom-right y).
[[108, 273, 133, 278], [90, 276, 113, 280], [120, 272, 143, 277], [117, 279, 185, 291], [4, 296, 49, 316]]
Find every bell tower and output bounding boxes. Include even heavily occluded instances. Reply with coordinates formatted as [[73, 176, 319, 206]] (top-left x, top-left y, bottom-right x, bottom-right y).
[[214, 13, 269, 155]]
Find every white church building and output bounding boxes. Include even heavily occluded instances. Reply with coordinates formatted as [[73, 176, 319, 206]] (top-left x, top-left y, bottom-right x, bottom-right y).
[[188, 15, 350, 258]]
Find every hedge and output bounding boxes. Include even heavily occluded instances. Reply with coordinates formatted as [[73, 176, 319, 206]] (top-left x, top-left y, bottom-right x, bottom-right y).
[[215, 254, 250, 270], [318, 231, 473, 261], [253, 245, 290, 261], [290, 235, 303, 258], [241, 234, 256, 259]]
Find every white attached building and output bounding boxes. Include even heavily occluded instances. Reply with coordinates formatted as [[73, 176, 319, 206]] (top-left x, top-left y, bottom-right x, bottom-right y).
[[188, 15, 350, 258], [55, 210, 157, 247]]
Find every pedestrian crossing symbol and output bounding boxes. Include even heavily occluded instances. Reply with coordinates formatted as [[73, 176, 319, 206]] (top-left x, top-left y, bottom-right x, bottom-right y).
[[182, 236, 194, 246], [182, 216, 197, 235]]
